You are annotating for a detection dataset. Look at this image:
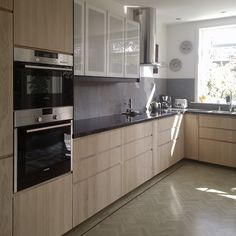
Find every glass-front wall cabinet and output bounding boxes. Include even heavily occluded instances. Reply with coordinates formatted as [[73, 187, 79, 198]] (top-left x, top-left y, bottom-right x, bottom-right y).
[[107, 14, 125, 77], [74, 2, 140, 79]]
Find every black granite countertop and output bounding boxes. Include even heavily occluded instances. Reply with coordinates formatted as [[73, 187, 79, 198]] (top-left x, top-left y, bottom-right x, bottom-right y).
[[73, 110, 179, 138], [73, 108, 236, 138]]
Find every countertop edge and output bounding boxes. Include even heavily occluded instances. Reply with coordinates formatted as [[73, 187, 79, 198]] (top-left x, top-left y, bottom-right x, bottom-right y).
[[73, 112, 179, 139], [73, 109, 236, 139]]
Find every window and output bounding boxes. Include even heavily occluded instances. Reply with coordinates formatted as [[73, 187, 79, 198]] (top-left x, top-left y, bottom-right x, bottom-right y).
[[198, 25, 236, 103]]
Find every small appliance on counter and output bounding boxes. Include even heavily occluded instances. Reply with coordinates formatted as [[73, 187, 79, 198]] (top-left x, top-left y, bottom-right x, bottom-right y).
[[174, 99, 188, 109], [148, 101, 161, 113], [159, 95, 172, 109]]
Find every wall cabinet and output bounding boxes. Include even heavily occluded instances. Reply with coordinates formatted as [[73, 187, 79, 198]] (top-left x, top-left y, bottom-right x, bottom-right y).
[[14, 174, 72, 236], [0, 0, 13, 11], [199, 115, 236, 168], [184, 114, 199, 160], [107, 13, 125, 77], [74, 3, 140, 78], [0, 157, 13, 236], [125, 20, 140, 78], [0, 10, 13, 158], [74, 0, 84, 75], [85, 4, 107, 76], [153, 114, 184, 175], [14, 0, 73, 53]]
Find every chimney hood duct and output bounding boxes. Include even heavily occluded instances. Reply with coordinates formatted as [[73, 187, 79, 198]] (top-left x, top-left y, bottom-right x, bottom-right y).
[[133, 8, 157, 66]]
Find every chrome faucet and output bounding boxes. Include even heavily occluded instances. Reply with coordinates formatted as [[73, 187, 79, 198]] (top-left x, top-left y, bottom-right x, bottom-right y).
[[221, 89, 233, 111], [126, 98, 132, 113]]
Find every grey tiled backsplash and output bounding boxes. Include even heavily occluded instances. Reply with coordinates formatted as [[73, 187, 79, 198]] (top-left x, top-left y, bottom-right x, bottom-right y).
[[74, 78, 195, 120], [167, 79, 195, 103]]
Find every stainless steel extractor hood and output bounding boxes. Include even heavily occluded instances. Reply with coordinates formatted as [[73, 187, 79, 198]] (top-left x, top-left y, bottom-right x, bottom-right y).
[[133, 8, 158, 66]]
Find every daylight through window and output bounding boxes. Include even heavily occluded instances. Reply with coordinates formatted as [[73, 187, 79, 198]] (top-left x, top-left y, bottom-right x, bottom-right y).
[[198, 25, 236, 103]]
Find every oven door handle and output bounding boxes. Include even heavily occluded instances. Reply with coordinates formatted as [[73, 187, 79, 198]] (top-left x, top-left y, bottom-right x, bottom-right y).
[[25, 64, 72, 71], [27, 123, 71, 133]]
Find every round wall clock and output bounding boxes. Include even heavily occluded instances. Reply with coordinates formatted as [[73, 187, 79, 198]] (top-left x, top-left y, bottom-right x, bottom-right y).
[[169, 58, 182, 72], [179, 40, 193, 54]]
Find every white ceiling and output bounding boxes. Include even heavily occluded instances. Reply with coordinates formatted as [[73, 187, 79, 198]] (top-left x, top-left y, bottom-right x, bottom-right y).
[[113, 0, 236, 24]]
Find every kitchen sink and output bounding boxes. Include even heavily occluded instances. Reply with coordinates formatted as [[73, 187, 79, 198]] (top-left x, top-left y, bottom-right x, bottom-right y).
[[121, 111, 143, 116]]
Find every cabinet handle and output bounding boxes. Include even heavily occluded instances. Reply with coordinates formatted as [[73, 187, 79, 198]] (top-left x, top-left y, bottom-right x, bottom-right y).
[[25, 65, 72, 71]]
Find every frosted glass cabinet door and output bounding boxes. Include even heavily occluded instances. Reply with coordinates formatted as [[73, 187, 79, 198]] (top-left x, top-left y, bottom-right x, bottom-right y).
[[125, 20, 140, 78], [107, 13, 125, 77], [74, 0, 84, 75], [85, 5, 107, 76]]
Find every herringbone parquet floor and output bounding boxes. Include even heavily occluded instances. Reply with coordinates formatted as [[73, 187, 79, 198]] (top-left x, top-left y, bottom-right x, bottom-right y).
[[68, 162, 236, 236]]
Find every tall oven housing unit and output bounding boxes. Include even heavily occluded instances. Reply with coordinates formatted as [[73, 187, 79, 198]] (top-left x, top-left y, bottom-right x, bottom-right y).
[[13, 47, 73, 192]]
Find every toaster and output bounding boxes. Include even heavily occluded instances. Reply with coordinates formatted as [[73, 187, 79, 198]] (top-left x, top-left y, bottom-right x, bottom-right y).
[[174, 99, 188, 109]]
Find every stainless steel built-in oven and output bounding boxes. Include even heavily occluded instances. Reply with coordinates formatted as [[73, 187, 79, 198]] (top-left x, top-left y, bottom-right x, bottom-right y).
[[14, 107, 73, 192], [14, 47, 73, 110], [13, 48, 74, 192]]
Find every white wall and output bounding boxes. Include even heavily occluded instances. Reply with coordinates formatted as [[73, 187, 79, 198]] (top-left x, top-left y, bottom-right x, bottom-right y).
[[166, 16, 236, 79]]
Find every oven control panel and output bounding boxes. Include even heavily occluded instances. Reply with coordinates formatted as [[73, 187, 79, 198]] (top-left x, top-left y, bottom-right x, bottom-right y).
[[14, 106, 73, 127]]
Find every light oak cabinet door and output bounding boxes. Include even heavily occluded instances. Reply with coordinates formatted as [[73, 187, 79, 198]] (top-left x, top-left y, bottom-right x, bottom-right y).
[[153, 115, 184, 175], [199, 114, 236, 168], [73, 164, 122, 226], [199, 139, 236, 168], [0, 0, 13, 11], [185, 114, 199, 160], [85, 4, 107, 76], [107, 13, 125, 77], [125, 20, 140, 78], [123, 150, 153, 194], [14, 174, 72, 236], [0, 157, 13, 236], [14, 0, 73, 53], [0, 10, 13, 158], [74, 0, 84, 75]]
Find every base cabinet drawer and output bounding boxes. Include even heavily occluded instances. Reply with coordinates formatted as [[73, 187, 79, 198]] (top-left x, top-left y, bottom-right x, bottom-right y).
[[199, 139, 236, 168], [73, 164, 122, 226], [14, 174, 72, 236], [123, 150, 153, 195]]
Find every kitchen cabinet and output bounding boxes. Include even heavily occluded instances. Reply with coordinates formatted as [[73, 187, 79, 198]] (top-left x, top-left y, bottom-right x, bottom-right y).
[[199, 115, 236, 168], [125, 20, 140, 78], [0, 157, 13, 236], [0, 0, 13, 11], [153, 114, 184, 175], [74, 0, 84, 75], [85, 4, 107, 76], [122, 122, 153, 194], [74, 2, 140, 79], [73, 164, 122, 226], [123, 150, 153, 194], [73, 129, 122, 226], [14, 0, 73, 53], [14, 174, 72, 236], [184, 114, 199, 160], [0, 10, 13, 159], [107, 13, 125, 77]]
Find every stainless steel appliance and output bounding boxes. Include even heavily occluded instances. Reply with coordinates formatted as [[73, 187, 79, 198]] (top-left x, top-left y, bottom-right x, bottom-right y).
[[14, 106, 73, 192], [160, 95, 172, 109], [14, 47, 73, 110], [174, 99, 188, 109]]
